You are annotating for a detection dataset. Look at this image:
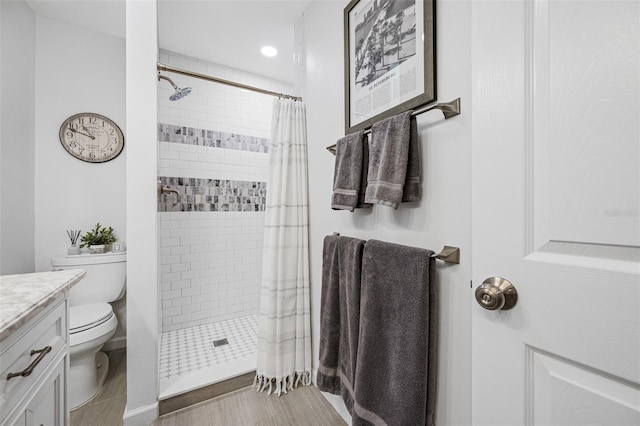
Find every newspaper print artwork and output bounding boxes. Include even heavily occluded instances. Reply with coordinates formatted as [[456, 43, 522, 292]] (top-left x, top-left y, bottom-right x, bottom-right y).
[[345, 0, 435, 133]]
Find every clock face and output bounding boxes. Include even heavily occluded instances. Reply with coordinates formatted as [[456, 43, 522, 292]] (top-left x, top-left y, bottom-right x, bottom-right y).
[[59, 113, 124, 163]]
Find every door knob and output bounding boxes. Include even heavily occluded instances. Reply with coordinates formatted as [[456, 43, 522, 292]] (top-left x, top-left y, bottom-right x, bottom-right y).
[[475, 277, 518, 310]]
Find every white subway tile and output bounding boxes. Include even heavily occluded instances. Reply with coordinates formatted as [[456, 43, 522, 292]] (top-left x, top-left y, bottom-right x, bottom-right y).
[[171, 280, 190, 290], [172, 313, 192, 324]]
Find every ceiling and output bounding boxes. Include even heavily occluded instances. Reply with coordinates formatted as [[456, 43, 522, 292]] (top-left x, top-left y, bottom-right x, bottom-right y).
[[25, 0, 313, 84]]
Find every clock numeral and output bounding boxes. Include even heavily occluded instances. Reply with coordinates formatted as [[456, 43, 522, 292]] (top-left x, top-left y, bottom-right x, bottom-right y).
[[78, 117, 84, 124], [66, 131, 74, 139], [89, 117, 97, 124], [109, 129, 115, 135], [69, 141, 77, 148], [69, 123, 79, 130], [89, 152, 96, 159]]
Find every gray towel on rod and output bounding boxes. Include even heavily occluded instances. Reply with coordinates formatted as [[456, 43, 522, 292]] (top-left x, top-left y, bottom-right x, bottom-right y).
[[332, 131, 366, 211], [317, 234, 366, 414], [353, 240, 438, 426], [357, 134, 372, 209], [364, 111, 414, 208], [402, 116, 421, 202]]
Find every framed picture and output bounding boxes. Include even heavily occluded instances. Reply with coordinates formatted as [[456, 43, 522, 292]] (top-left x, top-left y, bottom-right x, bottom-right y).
[[344, 0, 436, 133]]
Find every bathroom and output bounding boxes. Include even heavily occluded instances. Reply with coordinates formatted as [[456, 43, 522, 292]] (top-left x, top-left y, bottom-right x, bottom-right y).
[[1, 0, 638, 425]]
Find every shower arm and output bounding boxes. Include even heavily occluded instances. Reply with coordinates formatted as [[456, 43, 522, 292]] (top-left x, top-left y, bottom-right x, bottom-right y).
[[158, 73, 179, 90]]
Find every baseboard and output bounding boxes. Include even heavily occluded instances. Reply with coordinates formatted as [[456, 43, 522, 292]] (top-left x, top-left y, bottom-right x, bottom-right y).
[[122, 401, 158, 426], [313, 367, 352, 424], [103, 336, 126, 352], [320, 391, 353, 424]]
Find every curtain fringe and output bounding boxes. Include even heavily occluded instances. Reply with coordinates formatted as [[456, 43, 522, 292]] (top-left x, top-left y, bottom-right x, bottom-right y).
[[253, 371, 312, 397]]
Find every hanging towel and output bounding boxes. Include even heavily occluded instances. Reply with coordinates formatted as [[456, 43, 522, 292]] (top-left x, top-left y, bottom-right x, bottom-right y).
[[317, 235, 366, 413], [402, 116, 421, 202], [364, 110, 413, 208], [332, 131, 368, 211], [357, 134, 372, 209], [353, 240, 438, 426]]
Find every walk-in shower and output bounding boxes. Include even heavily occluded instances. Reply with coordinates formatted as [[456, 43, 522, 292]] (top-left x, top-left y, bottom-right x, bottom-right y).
[[156, 50, 297, 401]]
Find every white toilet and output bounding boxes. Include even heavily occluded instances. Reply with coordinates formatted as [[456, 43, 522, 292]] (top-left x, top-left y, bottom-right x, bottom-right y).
[[51, 252, 126, 410]]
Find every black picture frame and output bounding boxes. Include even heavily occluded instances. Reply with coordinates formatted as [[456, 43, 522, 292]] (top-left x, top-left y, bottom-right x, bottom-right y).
[[344, 0, 436, 133]]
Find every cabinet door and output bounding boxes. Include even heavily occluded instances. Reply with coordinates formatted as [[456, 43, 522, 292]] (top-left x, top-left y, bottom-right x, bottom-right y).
[[21, 358, 66, 426]]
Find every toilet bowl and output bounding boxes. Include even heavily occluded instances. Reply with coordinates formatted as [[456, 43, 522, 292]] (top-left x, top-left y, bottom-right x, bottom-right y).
[[51, 252, 126, 410], [68, 303, 118, 409]]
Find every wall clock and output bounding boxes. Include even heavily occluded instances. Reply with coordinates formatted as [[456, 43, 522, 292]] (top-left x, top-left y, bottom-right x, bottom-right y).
[[59, 112, 124, 163]]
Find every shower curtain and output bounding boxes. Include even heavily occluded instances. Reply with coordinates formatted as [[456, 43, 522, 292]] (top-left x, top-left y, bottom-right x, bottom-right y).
[[255, 98, 312, 396]]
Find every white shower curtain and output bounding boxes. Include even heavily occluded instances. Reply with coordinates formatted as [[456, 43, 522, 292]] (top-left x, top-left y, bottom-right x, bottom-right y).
[[255, 98, 312, 396]]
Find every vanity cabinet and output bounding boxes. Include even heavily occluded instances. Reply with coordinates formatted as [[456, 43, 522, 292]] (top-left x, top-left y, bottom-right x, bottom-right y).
[[0, 296, 69, 426]]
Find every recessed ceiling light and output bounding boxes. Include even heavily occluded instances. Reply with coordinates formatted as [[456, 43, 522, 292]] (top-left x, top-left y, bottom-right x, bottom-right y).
[[261, 46, 278, 57]]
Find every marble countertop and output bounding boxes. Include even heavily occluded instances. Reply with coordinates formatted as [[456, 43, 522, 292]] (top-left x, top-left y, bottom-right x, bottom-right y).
[[0, 269, 86, 342]]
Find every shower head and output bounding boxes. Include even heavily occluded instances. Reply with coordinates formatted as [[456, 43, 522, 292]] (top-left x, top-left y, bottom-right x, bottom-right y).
[[170, 86, 192, 101], [158, 73, 192, 101]]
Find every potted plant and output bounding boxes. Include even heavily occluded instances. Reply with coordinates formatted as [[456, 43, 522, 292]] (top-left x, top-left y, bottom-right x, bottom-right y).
[[80, 223, 117, 254]]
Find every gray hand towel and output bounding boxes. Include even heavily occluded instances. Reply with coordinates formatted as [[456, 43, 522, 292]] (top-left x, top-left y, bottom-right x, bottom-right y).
[[402, 116, 421, 202], [317, 235, 365, 414], [353, 240, 438, 426], [332, 131, 366, 211], [357, 134, 372, 209], [364, 111, 413, 208]]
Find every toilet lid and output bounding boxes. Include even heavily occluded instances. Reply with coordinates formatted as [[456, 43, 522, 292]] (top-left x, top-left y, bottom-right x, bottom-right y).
[[70, 303, 114, 334]]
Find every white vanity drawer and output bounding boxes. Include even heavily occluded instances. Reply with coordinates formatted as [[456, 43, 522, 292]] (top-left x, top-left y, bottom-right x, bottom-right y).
[[0, 296, 67, 421]]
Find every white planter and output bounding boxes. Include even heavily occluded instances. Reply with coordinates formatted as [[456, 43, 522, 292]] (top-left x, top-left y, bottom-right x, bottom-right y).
[[89, 245, 105, 254]]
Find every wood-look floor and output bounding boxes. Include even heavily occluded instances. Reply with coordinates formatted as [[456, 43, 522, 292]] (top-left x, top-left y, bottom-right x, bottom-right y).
[[70, 350, 346, 426], [70, 349, 127, 426], [153, 385, 347, 426]]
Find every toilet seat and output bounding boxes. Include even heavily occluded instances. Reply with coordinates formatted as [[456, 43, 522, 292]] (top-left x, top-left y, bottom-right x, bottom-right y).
[[70, 303, 114, 333], [69, 304, 117, 347]]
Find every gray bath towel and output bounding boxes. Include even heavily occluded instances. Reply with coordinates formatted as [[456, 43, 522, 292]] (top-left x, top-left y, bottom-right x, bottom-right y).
[[364, 111, 413, 208], [357, 134, 372, 209], [402, 116, 421, 202], [332, 131, 366, 211], [317, 234, 366, 413], [353, 240, 438, 426]]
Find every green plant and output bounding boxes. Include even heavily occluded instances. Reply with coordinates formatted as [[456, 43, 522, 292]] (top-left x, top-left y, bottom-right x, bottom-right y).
[[80, 223, 117, 248]]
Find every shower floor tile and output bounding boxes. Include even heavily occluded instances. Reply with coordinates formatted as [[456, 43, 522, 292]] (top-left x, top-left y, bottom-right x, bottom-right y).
[[159, 315, 258, 399]]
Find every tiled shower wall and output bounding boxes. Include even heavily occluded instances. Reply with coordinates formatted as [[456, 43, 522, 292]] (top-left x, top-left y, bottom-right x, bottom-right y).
[[158, 50, 291, 332]]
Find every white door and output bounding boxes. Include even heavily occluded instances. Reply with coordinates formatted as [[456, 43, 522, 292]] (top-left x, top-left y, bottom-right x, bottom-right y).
[[471, 0, 640, 425]]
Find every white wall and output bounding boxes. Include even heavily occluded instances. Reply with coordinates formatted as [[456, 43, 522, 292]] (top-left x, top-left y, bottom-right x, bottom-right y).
[[124, 0, 158, 424], [300, 1, 472, 424], [157, 51, 285, 332], [34, 16, 126, 273], [32, 14, 127, 348], [1, 0, 36, 275]]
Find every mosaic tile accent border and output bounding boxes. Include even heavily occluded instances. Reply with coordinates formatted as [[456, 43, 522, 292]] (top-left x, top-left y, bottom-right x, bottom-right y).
[[158, 123, 269, 153], [158, 177, 266, 212]]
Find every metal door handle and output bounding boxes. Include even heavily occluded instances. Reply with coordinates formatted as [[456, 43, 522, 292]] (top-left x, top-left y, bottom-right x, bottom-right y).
[[475, 277, 518, 310]]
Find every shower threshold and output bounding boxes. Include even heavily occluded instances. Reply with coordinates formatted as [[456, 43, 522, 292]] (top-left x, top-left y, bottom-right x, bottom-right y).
[[158, 314, 258, 400], [159, 354, 256, 400]]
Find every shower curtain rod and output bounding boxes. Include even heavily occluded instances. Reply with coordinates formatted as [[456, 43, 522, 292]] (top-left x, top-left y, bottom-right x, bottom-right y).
[[157, 63, 302, 101]]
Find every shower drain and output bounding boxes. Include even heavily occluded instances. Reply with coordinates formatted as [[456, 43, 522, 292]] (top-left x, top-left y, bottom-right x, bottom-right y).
[[212, 338, 229, 348]]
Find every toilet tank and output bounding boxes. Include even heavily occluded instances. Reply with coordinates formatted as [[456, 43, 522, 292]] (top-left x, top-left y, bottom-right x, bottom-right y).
[[51, 252, 126, 306]]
